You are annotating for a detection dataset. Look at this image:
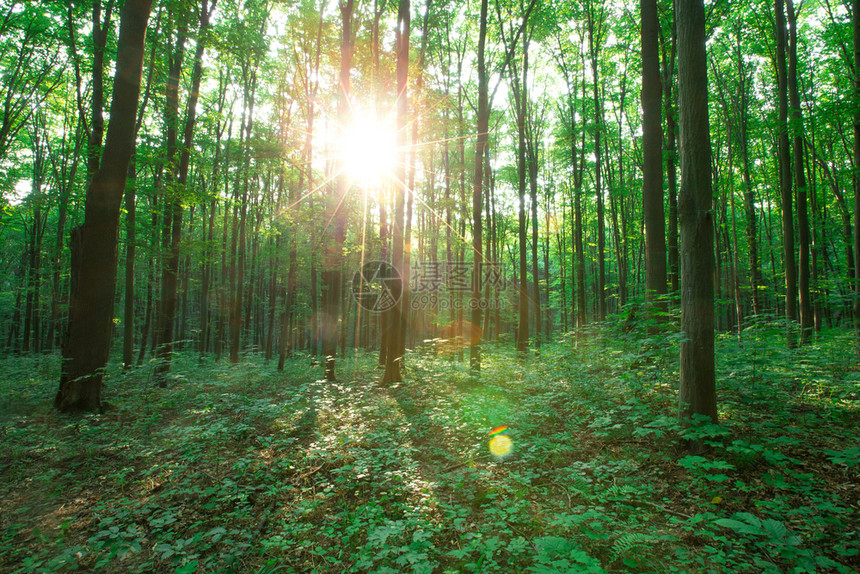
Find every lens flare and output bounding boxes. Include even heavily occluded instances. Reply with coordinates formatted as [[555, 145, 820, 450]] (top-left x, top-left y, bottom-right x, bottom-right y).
[[436, 320, 482, 355], [488, 426, 512, 458], [489, 434, 513, 457]]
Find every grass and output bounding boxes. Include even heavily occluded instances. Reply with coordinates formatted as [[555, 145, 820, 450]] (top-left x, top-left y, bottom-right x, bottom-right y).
[[0, 320, 858, 573]]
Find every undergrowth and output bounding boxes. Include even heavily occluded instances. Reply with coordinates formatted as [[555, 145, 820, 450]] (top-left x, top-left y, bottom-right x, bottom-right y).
[[0, 320, 857, 573]]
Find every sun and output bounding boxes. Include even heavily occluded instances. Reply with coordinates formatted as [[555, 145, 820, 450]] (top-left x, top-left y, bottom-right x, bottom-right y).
[[339, 114, 397, 188]]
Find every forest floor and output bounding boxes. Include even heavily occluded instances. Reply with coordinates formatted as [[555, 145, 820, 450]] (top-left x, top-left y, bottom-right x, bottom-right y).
[[0, 320, 858, 574]]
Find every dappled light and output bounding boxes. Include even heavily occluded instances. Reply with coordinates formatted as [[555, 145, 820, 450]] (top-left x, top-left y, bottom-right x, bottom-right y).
[[1, 0, 858, 571], [1, 329, 858, 571]]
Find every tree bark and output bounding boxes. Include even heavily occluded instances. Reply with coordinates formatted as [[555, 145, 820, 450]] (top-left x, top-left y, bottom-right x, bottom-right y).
[[56, 0, 153, 412], [660, 18, 679, 294], [776, 0, 797, 346], [323, 0, 354, 380], [470, 0, 489, 373], [86, 0, 114, 180], [676, 0, 716, 423], [588, 0, 606, 320], [526, 46, 542, 353], [786, 0, 812, 344], [642, 0, 667, 319], [383, 0, 410, 383], [155, 0, 215, 378], [515, 43, 529, 355], [854, 0, 860, 351]]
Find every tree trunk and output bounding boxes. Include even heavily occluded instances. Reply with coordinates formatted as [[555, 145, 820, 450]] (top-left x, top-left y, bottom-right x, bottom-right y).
[[776, 0, 797, 346], [155, 0, 214, 378], [786, 0, 812, 344], [735, 28, 760, 316], [86, 0, 114, 180], [383, 0, 410, 383], [660, 19, 679, 294], [515, 45, 529, 355], [642, 0, 667, 319], [56, 0, 153, 412], [854, 0, 860, 351], [526, 47, 542, 353], [588, 0, 606, 320], [324, 0, 354, 380], [676, 0, 716, 424]]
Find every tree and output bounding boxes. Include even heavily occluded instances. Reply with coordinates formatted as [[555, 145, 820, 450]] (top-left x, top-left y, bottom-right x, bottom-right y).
[[641, 0, 667, 317], [786, 0, 812, 344], [383, 0, 410, 384], [154, 0, 217, 380], [676, 0, 716, 423], [775, 0, 797, 346], [56, 0, 154, 412], [322, 0, 354, 381], [464, 0, 490, 374], [513, 31, 529, 355], [854, 0, 860, 351], [587, 0, 607, 321]]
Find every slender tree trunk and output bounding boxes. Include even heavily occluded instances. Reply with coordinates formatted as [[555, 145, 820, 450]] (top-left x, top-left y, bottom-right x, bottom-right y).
[[324, 0, 354, 380], [56, 0, 153, 412], [776, 0, 797, 346], [467, 0, 490, 373], [515, 48, 529, 355], [642, 0, 667, 320], [87, 0, 113, 180], [122, 154, 137, 367], [155, 0, 214, 377], [576, 129, 586, 327], [854, 0, 860, 350], [526, 50, 542, 353], [661, 20, 679, 293], [588, 1, 606, 320], [383, 0, 409, 383], [736, 31, 760, 315], [785, 0, 812, 344]]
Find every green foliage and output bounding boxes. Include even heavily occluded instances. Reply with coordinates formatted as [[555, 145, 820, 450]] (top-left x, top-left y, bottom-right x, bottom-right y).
[[0, 323, 858, 572]]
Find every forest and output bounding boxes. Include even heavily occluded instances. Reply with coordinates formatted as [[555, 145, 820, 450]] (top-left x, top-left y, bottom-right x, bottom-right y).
[[0, 0, 859, 571]]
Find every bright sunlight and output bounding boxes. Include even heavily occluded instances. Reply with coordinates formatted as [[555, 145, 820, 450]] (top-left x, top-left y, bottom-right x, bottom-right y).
[[339, 114, 397, 188]]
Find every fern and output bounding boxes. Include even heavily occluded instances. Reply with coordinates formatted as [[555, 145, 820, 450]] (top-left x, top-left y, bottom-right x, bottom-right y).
[[609, 532, 657, 562]]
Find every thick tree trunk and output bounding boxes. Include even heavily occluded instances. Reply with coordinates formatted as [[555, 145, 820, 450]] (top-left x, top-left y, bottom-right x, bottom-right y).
[[56, 0, 152, 412], [676, 0, 716, 423]]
